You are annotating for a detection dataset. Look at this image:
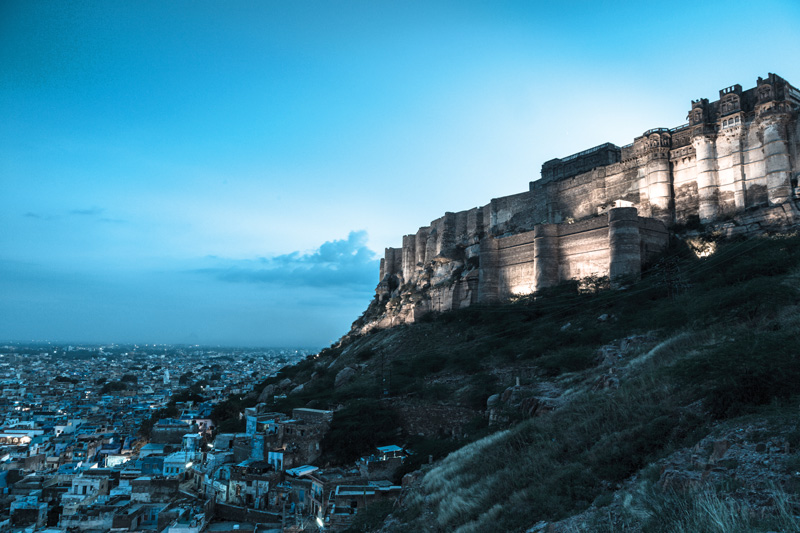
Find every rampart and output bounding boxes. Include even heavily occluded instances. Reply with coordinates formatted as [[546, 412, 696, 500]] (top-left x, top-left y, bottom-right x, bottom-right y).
[[352, 74, 800, 336]]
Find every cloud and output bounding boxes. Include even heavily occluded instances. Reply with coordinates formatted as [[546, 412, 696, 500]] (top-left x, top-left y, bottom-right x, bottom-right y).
[[24, 212, 56, 220], [70, 207, 105, 216], [22, 207, 126, 224], [198, 230, 379, 293]]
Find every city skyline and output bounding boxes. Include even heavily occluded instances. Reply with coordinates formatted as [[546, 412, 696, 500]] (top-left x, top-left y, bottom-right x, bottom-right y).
[[2, 1, 800, 346]]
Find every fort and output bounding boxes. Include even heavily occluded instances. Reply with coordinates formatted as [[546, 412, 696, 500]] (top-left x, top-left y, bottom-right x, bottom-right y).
[[350, 73, 800, 335]]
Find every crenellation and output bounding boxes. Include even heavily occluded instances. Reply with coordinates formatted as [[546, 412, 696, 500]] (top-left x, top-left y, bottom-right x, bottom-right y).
[[351, 74, 800, 336]]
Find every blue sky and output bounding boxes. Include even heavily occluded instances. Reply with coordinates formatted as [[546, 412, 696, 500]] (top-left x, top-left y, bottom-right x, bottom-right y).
[[2, 1, 799, 347]]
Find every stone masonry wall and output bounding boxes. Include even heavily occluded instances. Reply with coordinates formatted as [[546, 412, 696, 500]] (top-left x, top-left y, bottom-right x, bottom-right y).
[[350, 74, 800, 337]]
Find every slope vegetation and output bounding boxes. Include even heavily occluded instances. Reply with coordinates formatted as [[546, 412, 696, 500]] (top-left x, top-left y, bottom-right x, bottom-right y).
[[248, 232, 800, 532]]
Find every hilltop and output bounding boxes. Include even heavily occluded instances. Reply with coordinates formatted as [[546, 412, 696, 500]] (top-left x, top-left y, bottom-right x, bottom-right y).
[[349, 73, 800, 341], [225, 71, 800, 530], [242, 230, 800, 532]]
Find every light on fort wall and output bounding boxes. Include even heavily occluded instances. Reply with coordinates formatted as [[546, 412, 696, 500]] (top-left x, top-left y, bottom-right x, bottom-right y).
[[685, 237, 717, 258], [509, 284, 534, 296]]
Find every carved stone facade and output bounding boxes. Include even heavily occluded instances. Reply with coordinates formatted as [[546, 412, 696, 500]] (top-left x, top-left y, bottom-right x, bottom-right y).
[[352, 74, 800, 336]]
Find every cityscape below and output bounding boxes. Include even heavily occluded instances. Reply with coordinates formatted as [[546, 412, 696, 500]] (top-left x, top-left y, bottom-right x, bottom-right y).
[[0, 343, 393, 532]]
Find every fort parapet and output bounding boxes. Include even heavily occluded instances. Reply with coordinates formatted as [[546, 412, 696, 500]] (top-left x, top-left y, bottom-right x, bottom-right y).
[[351, 74, 800, 336]]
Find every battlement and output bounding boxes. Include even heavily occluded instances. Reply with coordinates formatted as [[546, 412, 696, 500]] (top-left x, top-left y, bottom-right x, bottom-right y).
[[720, 84, 742, 97]]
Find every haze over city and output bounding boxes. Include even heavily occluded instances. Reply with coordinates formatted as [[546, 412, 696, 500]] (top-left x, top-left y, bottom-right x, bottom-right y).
[[2, 0, 800, 346]]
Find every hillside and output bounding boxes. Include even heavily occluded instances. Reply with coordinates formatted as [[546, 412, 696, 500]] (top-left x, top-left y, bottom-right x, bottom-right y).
[[243, 230, 800, 532]]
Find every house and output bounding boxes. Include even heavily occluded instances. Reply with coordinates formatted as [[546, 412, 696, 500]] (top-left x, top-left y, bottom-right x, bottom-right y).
[[357, 445, 407, 480], [326, 482, 401, 530]]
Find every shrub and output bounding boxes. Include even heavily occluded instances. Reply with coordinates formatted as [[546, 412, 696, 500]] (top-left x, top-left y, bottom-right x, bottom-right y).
[[537, 346, 597, 376], [100, 381, 129, 394], [459, 373, 497, 410], [320, 401, 401, 465], [671, 329, 800, 418]]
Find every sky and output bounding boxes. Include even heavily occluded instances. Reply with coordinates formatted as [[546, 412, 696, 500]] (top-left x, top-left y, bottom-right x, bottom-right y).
[[2, 0, 800, 348]]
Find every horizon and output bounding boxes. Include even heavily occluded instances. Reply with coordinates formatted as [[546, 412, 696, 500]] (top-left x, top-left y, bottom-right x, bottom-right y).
[[3, 0, 800, 346], [0, 340, 320, 351]]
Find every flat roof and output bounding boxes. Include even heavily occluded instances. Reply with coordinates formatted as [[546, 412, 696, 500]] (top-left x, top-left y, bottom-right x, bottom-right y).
[[285, 465, 318, 477]]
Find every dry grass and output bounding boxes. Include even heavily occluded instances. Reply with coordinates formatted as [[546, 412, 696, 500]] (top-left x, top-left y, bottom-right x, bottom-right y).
[[590, 483, 800, 533]]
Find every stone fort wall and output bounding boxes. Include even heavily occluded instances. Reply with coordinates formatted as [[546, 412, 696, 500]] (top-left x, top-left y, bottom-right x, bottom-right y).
[[476, 209, 668, 303], [353, 74, 800, 335]]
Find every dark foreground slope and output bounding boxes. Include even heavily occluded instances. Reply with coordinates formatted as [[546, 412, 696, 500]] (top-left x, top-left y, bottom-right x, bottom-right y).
[[246, 233, 800, 532]]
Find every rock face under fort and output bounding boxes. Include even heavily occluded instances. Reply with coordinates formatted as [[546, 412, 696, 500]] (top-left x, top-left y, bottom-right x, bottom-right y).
[[350, 73, 800, 336]]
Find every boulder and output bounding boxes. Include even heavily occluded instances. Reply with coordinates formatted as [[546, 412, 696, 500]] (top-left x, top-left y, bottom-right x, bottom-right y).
[[710, 440, 730, 461], [335, 367, 356, 388], [257, 384, 275, 403], [486, 394, 501, 408]]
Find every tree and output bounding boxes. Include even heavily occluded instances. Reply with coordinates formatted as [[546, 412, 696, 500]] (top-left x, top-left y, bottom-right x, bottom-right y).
[[100, 381, 128, 394]]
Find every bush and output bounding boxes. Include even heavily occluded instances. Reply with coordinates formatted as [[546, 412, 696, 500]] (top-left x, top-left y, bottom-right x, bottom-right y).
[[320, 401, 401, 465], [100, 381, 129, 394], [672, 329, 800, 418], [537, 346, 597, 376], [459, 373, 497, 410], [210, 396, 245, 427]]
